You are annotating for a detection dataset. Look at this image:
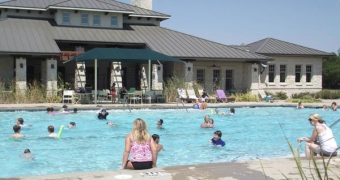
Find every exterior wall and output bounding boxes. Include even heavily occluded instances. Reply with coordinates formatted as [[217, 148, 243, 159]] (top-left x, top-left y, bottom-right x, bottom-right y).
[[0, 9, 54, 19], [54, 10, 123, 28], [123, 16, 160, 26], [131, 0, 152, 10], [15, 57, 27, 93], [260, 56, 322, 97], [0, 56, 14, 84], [193, 61, 245, 94]]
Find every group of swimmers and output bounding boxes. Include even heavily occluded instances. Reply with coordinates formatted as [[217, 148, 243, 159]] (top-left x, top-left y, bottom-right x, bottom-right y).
[[297, 102, 338, 111]]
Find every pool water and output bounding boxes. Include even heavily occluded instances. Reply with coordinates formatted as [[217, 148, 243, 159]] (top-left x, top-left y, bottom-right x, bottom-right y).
[[0, 107, 339, 178]]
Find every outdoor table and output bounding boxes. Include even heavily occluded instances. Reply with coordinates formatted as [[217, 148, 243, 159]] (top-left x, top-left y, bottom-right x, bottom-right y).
[[75, 93, 93, 104]]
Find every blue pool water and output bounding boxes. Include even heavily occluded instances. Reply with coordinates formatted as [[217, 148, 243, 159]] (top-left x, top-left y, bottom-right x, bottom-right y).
[[0, 107, 339, 178]]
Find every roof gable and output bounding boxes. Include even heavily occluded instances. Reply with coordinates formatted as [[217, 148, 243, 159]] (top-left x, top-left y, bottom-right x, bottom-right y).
[[247, 38, 332, 56], [0, 0, 170, 18], [0, 18, 272, 61], [49, 0, 133, 13]]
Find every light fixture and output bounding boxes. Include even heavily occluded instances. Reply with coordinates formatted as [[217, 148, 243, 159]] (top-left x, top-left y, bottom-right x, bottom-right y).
[[20, 63, 23, 68], [79, 65, 84, 72], [254, 68, 257, 72], [115, 66, 120, 72], [188, 67, 191, 71], [51, 64, 55, 69], [157, 66, 161, 71]]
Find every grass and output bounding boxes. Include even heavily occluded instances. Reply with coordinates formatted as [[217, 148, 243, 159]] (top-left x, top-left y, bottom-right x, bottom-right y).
[[0, 79, 62, 104]]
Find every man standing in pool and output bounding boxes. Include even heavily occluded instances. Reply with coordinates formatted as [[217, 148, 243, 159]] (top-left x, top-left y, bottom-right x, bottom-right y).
[[209, 130, 225, 147], [97, 108, 109, 119], [11, 125, 25, 138], [47, 125, 58, 138], [157, 119, 163, 129]]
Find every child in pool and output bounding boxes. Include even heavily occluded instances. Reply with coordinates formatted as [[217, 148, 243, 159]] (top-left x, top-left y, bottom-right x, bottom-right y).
[[209, 130, 225, 147], [152, 134, 164, 152], [11, 125, 25, 138]]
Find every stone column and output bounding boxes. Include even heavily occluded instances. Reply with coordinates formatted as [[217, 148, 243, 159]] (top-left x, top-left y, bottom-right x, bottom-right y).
[[111, 62, 122, 89], [249, 63, 260, 95], [46, 58, 58, 96], [184, 62, 193, 82], [15, 57, 27, 94], [152, 64, 163, 90], [74, 46, 86, 90]]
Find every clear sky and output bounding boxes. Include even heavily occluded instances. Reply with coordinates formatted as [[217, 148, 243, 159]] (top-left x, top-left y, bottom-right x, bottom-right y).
[[120, 0, 340, 54]]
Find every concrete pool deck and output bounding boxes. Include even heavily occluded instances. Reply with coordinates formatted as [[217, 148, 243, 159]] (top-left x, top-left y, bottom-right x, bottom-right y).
[[1, 99, 339, 180]]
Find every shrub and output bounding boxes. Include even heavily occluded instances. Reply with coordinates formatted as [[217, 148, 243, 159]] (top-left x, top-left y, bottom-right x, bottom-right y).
[[274, 91, 288, 100], [231, 92, 259, 102]]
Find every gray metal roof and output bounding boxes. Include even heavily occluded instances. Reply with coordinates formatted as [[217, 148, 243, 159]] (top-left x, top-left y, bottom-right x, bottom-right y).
[[49, 0, 133, 13], [0, 0, 170, 18], [0, 18, 271, 60], [0, 18, 60, 54], [247, 38, 332, 56]]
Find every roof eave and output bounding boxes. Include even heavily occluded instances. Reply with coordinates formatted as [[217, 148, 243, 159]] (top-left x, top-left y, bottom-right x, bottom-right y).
[[257, 53, 335, 57], [0, 6, 46, 11], [48, 6, 135, 14], [128, 14, 170, 19], [0, 51, 61, 56], [174, 56, 274, 62]]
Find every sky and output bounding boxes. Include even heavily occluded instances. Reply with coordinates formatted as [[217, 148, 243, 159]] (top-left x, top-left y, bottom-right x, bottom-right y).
[[119, 0, 340, 54]]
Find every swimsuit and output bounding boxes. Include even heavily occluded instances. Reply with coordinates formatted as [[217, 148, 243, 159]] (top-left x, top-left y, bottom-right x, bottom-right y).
[[129, 137, 153, 170]]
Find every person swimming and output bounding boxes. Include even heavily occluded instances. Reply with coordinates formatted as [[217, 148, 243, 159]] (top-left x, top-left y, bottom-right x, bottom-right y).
[[22, 149, 34, 160], [68, 122, 76, 128], [157, 119, 163, 129]]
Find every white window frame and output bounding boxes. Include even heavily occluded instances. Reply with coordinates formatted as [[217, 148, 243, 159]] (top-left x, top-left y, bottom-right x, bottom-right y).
[[279, 65, 286, 83], [110, 15, 118, 27], [62, 12, 70, 24], [196, 69, 205, 85], [81, 13, 89, 25], [93, 14, 101, 26], [268, 65, 275, 82]]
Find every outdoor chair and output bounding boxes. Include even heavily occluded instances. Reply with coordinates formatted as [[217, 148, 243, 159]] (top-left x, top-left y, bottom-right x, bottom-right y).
[[216, 90, 235, 103], [97, 90, 108, 103], [144, 91, 155, 104], [129, 90, 143, 104], [187, 89, 198, 102], [259, 89, 274, 102], [154, 90, 165, 103], [63, 90, 75, 104]]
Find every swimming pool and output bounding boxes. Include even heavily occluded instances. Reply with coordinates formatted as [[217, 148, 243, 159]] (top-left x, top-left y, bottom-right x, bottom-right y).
[[0, 107, 339, 178]]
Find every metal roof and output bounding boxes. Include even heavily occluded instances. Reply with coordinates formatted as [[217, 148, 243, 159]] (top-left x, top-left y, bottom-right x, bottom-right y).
[[49, 0, 134, 13], [0, 18, 60, 54], [0, 0, 170, 18], [247, 38, 333, 56], [0, 18, 272, 61]]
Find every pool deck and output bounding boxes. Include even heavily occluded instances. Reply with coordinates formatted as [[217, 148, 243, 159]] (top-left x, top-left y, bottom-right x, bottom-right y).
[[1, 99, 339, 180]]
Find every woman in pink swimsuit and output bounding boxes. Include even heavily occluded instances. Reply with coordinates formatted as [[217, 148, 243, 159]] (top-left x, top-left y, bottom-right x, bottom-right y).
[[120, 118, 158, 170]]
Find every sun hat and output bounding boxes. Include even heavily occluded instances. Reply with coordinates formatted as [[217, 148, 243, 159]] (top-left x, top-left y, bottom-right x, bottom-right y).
[[309, 114, 322, 121]]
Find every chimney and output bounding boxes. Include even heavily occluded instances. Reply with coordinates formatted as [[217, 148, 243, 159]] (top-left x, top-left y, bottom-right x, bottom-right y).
[[131, 0, 152, 10]]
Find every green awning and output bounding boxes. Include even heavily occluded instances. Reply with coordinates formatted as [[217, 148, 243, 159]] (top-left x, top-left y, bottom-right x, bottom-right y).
[[64, 48, 184, 63]]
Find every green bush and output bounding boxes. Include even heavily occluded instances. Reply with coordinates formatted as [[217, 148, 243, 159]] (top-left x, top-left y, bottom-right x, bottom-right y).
[[274, 91, 288, 100], [231, 92, 259, 102]]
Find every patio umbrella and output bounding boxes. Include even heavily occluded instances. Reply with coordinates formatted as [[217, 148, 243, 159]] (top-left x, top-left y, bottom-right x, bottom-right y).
[[65, 48, 185, 104]]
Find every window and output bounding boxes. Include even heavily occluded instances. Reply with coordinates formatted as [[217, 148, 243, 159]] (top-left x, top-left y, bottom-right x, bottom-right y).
[[225, 70, 233, 90], [111, 15, 118, 26], [81, 14, 89, 25], [93, 14, 101, 26], [62, 12, 70, 24], [295, 65, 301, 82], [213, 69, 220, 89], [306, 65, 312, 82], [268, 65, 275, 82], [280, 65, 286, 82], [196, 69, 205, 85]]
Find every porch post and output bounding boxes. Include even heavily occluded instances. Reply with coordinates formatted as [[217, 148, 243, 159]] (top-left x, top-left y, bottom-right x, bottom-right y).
[[15, 57, 27, 94], [148, 60, 151, 91], [94, 59, 97, 104], [45, 58, 58, 96]]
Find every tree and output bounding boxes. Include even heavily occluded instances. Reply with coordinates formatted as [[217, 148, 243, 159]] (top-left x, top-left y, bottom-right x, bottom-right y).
[[322, 52, 340, 89]]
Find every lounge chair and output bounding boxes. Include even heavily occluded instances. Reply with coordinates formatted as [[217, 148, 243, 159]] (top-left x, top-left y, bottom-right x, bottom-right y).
[[258, 89, 274, 102], [177, 88, 197, 103], [187, 89, 198, 102], [216, 90, 235, 103]]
